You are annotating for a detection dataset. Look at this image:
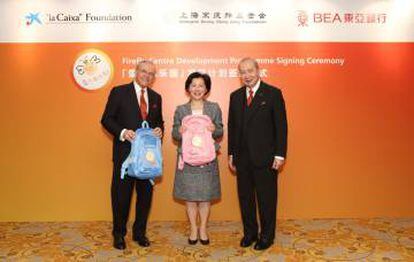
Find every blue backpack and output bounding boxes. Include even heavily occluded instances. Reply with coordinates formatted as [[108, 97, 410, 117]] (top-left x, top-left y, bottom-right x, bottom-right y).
[[121, 121, 163, 184]]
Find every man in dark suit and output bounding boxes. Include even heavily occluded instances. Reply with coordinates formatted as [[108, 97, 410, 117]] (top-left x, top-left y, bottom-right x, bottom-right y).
[[101, 60, 164, 250], [228, 57, 287, 250]]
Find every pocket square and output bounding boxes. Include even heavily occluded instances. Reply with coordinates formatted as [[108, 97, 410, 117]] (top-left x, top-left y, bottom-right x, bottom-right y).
[[260, 101, 266, 106]]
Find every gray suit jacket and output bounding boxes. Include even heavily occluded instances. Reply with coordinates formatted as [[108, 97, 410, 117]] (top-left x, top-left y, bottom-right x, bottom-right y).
[[172, 100, 223, 153]]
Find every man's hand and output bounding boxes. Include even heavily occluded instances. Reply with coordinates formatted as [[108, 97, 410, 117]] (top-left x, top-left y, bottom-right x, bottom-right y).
[[153, 127, 163, 138], [123, 130, 136, 142], [228, 155, 237, 173], [272, 158, 285, 171]]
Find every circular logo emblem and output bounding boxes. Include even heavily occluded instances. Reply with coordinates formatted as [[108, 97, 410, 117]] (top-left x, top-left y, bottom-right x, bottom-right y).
[[145, 151, 155, 163], [192, 136, 203, 148], [73, 49, 113, 90]]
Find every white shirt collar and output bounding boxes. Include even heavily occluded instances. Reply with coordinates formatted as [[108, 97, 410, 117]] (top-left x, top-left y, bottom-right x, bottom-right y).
[[133, 80, 146, 93], [246, 79, 261, 95]]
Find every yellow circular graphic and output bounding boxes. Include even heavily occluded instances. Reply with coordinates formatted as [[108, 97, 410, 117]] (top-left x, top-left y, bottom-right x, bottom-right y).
[[192, 136, 203, 148], [145, 151, 155, 163], [73, 49, 113, 90]]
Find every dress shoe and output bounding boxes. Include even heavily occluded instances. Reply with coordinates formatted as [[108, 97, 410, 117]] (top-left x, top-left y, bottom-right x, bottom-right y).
[[133, 235, 151, 247], [253, 238, 273, 250], [240, 236, 257, 247], [188, 238, 198, 245], [113, 236, 126, 250], [200, 238, 210, 245]]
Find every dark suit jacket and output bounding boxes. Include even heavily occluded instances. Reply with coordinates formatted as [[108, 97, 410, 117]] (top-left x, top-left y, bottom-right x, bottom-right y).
[[228, 81, 287, 168], [101, 82, 164, 164]]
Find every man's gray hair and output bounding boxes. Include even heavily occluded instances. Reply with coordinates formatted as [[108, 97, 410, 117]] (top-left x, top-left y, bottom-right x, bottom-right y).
[[135, 60, 155, 71], [238, 57, 259, 70]]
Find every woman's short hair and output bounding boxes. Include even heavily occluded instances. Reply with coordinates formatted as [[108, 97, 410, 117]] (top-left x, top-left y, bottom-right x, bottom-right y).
[[185, 72, 211, 94]]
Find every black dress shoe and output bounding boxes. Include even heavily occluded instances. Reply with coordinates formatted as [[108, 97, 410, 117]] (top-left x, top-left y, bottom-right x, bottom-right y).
[[113, 236, 126, 250], [188, 238, 198, 245], [240, 236, 257, 247], [133, 235, 150, 247], [253, 238, 273, 250], [200, 238, 210, 245]]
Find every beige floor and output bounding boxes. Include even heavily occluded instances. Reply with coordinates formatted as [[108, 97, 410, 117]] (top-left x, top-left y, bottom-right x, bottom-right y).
[[1, 218, 413, 261]]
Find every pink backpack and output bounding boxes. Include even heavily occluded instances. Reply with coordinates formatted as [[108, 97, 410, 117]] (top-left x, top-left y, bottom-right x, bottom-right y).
[[178, 115, 216, 170]]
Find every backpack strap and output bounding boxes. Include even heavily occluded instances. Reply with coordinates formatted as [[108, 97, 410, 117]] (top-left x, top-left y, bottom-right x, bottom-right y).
[[141, 121, 149, 129], [120, 156, 132, 179], [178, 155, 184, 170]]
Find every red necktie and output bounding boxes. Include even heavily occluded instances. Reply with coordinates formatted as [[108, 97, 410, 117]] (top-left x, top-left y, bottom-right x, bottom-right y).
[[140, 88, 148, 120], [247, 88, 254, 106]]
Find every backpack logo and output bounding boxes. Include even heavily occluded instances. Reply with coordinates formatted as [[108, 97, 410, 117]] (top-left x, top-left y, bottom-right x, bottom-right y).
[[178, 115, 216, 169]]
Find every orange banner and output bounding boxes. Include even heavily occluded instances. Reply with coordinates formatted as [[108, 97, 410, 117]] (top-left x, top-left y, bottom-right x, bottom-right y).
[[0, 42, 413, 221]]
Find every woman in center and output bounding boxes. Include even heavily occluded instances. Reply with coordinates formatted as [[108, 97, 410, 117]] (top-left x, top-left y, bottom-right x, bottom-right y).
[[172, 72, 223, 245]]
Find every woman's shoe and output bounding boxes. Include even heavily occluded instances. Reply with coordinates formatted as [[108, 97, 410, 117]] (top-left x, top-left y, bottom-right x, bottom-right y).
[[200, 238, 210, 245], [199, 228, 209, 245], [188, 238, 198, 245], [188, 228, 198, 245]]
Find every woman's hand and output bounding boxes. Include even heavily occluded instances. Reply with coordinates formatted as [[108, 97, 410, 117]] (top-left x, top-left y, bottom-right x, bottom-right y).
[[207, 123, 215, 132], [179, 126, 187, 134]]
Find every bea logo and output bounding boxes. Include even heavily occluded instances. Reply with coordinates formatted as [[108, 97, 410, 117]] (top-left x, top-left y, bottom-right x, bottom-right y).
[[297, 11, 308, 26]]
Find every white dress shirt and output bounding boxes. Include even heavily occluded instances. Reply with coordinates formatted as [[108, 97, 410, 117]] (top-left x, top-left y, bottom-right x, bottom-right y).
[[246, 79, 261, 98], [119, 81, 149, 141], [134, 80, 149, 113]]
